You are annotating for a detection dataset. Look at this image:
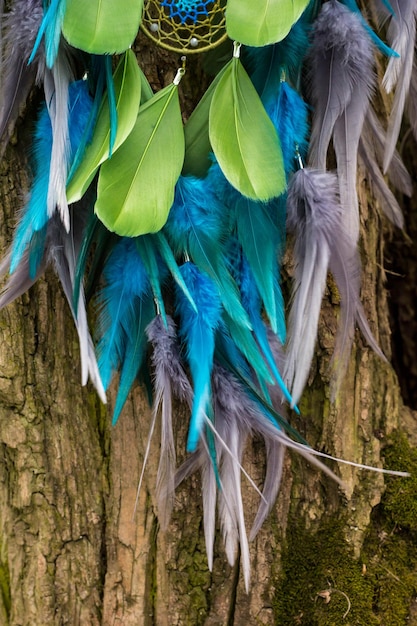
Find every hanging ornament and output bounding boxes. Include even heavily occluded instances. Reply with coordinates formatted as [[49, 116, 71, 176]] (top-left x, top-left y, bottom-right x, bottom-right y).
[[141, 0, 227, 53]]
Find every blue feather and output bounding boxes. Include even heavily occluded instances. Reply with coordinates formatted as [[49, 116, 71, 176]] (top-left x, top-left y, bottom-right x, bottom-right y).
[[97, 238, 152, 392], [243, 20, 311, 100], [135, 235, 168, 326], [10, 79, 93, 275], [165, 174, 250, 330], [211, 164, 285, 337], [112, 295, 154, 425], [67, 57, 106, 184], [238, 253, 298, 411], [175, 262, 222, 452], [29, 0, 67, 68], [266, 80, 309, 175]]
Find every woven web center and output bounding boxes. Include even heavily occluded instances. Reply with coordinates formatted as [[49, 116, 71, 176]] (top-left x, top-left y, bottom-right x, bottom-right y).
[[160, 0, 212, 24]]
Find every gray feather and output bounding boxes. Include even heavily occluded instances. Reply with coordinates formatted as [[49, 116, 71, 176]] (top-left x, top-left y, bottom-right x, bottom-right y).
[[285, 169, 339, 404], [362, 106, 412, 197], [47, 212, 106, 402], [382, 0, 417, 171], [0, 0, 44, 157], [358, 136, 404, 228], [146, 315, 193, 529], [285, 168, 384, 404], [0, 250, 45, 308], [308, 1, 374, 172]]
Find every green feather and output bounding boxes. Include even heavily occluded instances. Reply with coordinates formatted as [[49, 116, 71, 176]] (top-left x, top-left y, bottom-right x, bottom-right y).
[[95, 73, 185, 237], [209, 52, 285, 201], [226, 0, 310, 47], [67, 50, 142, 204], [62, 0, 143, 54]]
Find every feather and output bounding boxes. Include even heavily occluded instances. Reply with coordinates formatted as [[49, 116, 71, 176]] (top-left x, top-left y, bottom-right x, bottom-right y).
[[285, 168, 384, 405], [266, 79, 309, 176], [309, 0, 375, 243], [381, 0, 417, 171], [10, 79, 93, 274], [340, 0, 399, 56], [104, 54, 118, 156], [210, 163, 285, 337], [146, 315, 192, 528], [96, 238, 155, 423], [47, 210, 106, 403], [232, 243, 296, 407], [0, 0, 44, 158], [175, 262, 222, 452], [165, 173, 250, 329], [242, 17, 311, 100], [29, 0, 67, 68], [43, 48, 72, 231], [362, 106, 412, 197]]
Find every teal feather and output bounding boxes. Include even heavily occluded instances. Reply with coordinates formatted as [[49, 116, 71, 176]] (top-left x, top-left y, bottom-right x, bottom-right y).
[[175, 262, 222, 452], [29, 0, 67, 68], [165, 174, 251, 330]]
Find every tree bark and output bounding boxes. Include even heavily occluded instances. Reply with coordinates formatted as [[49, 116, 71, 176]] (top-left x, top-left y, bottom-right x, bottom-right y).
[[1, 38, 417, 626]]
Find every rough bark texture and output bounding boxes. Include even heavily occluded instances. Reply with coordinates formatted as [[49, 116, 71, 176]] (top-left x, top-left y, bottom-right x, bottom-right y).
[[0, 39, 417, 626]]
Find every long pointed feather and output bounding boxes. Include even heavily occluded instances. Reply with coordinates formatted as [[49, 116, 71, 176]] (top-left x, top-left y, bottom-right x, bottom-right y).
[[175, 262, 222, 452]]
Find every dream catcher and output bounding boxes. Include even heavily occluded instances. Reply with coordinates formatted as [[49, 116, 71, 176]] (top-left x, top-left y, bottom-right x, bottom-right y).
[[0, 0, 413, 588]]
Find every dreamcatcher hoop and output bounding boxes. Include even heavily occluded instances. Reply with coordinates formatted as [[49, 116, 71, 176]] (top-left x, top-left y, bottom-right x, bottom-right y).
[[141, 0, 227, 54]]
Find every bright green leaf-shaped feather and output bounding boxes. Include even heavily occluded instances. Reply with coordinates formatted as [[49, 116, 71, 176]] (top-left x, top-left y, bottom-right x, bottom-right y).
[[63, 0, 143, 54], [95, 82, 185, 237], [183, 62, 229, 177], [67, 50, 142, 204], [209, 57, 285, 200], [226, 0, 310, 46]]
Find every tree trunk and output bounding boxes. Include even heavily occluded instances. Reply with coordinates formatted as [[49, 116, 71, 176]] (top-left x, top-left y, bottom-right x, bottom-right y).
[[1, 35, 417, 626]]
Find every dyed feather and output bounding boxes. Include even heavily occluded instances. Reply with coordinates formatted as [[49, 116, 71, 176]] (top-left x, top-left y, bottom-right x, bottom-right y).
[[29, 0, 67, 68], [10, 79, 93, 274], [96, 238, 155, 423], [231, 242, 295, 407], [309, 0, 375, 243], [243, 17, 311, 101], [266, 79, 309, 176], [165, 173, 250, 329], [175, 262, 222, 452], [210, 163, 285, 337]]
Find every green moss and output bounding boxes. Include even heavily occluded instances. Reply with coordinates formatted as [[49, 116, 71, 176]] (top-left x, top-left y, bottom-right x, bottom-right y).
[[0, 539, 10, 620], [274, 430, 417, 625], [274, 515, 378, 626], [381, 430, 417, 532]]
